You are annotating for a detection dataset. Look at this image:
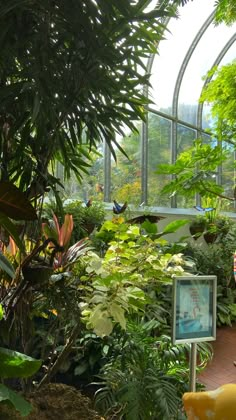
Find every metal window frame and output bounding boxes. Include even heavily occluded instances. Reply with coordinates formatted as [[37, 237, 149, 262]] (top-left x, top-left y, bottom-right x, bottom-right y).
[[103, 7, 236, 209]]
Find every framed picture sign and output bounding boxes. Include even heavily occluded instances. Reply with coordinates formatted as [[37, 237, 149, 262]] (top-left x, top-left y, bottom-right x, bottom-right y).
[[172, 275, 217, 344]]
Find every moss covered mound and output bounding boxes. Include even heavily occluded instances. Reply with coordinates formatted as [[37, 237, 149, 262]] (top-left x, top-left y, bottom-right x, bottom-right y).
[[0, 383, 104, 420]]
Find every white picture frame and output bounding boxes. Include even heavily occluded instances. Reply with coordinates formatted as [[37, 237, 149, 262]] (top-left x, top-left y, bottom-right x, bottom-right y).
[[172, 275, 217, 344]]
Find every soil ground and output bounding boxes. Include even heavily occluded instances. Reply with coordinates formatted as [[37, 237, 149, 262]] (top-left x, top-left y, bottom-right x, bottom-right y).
[[0, 383, 104, 420]]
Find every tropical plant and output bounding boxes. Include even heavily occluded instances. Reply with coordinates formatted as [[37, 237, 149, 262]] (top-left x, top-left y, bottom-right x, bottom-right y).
[[0, 181, 37, 252], [200, 60, 236, 145], [184, 236, 236, 326], [0, 187, 93, 390], [63, 200, 106, 239], [81, 217, 190, 337], [203, 215, 233, 244], [0, 348, 42, 417], [156, 56, 236, 210], [189, 216, 206, 239], [189, 206, 233, 244], [42, 212, 91, 269], [94, 321, 211, 420], [156, 139, 229, 202], [216, 285, 236, 327], [214, 0, 236, 25], [0, 306, 42, 417], [185, 228, 236, 286], [43, 199, 106, 241], [0, 0, 177, 199]]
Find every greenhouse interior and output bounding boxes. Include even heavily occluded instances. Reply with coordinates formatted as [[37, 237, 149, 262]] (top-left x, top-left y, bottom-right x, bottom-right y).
[[1, 0, 236, 419]]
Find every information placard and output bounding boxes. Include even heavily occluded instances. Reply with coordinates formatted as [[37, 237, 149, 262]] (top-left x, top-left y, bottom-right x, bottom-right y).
[[172, 275, 217, 344]]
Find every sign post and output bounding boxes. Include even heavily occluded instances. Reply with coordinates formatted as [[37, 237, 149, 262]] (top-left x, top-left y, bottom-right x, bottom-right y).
[[172, 275, 217, 391], [189, 342, 197, 392]]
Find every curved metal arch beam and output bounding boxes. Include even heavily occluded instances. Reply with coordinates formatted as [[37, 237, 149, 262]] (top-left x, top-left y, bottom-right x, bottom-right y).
[[172, 11, 215, 119], [103, 140, 111, 202], [170, 10, 215, 207], [197, 33, 236, 129]]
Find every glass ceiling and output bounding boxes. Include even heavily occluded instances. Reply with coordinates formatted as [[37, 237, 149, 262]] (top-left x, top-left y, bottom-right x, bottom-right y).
[[149, 0, 236, 118], [69, 0, 236, 211], [140, 0, 236, 209]]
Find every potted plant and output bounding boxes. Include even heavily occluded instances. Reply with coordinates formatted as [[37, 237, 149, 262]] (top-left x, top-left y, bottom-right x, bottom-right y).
[[189, 216, 206, 240], [63, 200, 106, 239], [203, 215, 232, 244]]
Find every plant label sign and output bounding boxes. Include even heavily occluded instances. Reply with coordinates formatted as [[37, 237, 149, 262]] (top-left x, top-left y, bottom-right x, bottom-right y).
[[172, 275, 217, 344]]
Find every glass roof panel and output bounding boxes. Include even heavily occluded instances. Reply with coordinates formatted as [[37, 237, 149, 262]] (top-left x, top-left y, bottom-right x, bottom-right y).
[[149, 0, 214, 114], [178, 21, 236, 124], [147, 113, 171, 207], [202, 41, 236, 130], [111, 126, 142, 206]]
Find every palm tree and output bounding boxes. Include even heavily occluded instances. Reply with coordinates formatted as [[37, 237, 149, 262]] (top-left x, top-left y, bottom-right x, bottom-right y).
[[0, 0, 176, 199]]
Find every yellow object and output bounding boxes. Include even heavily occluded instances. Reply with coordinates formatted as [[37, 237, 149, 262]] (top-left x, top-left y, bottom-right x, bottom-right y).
[[183, 384, 236, 420]]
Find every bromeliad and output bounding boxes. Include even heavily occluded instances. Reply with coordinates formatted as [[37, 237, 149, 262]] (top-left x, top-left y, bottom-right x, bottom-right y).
[[42, 213, 91, 270]]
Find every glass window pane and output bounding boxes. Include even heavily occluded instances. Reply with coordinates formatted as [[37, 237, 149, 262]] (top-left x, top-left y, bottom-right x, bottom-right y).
[[111, 128, 141, 206], [221, 143, 235, 212], [147, 114, 171, 207], [177, 125, 196, 156], [149, 0, 214, 114], [201, 44, 236, 131], [176, 125, 196, 207], [202, 103, 213, 130], [64, 147, 104, 202], [178, 21, 236, 125]]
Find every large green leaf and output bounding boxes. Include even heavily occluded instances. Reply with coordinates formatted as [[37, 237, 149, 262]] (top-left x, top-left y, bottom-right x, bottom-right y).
[[0, 182, 37, 221], [0, 347, 42, 378], [0, 212, 25, 252], [162, 219, 189, 234], [0, 252, 15, 278], [0, 304, 3, 320], [0, 383, 32, 417]]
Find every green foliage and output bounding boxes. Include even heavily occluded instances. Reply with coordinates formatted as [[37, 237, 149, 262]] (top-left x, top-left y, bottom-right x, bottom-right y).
[[73, 333, 111, 379], [94, 322, 211, 420], [0, 201, 210, 412], [64, 200, 106, 240], [110, 113, 173, 207], [43, 199, 106, 241], [82, 218, 191, 337], [200, 61, 236, 144], [184, 235, 236, 326], [0, 0, 176, 196], [0, 304, 3, 320], [156, 139, 228, 200], [217, 285, 236, 327], [189, 212, 234, 244], [94, 216, 189, 253], [0, 182, 37, 221], [185, 231, 236, 286], [42, 212, 92, 269], [0, 253, 15, 279], [0, 347, 41, 417], [0, 347, 42, 379], [0, 384, 32, 417], [214, 0, 236, 25], [161, 219, 189, 234], [0, 181, 38, 252]]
